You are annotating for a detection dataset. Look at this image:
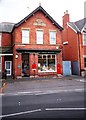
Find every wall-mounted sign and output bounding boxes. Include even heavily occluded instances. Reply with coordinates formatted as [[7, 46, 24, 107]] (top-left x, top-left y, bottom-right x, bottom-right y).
[[18, 64, 21, 69]]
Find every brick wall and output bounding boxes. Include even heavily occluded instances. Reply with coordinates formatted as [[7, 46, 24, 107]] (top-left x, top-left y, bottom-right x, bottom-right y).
[[2, 33, 12, 46], [13, 11, 62, 78]]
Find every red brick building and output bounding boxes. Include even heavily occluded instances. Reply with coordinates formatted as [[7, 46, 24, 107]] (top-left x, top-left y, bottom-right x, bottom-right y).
[[0, 6, 63, 79], [62, 10, 86, 76]]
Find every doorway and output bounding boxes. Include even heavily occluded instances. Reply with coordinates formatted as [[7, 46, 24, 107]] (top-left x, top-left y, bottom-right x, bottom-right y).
[[22, 54, 29, 77], [72, 61, 79, 75], [5, 61, 12, 76]]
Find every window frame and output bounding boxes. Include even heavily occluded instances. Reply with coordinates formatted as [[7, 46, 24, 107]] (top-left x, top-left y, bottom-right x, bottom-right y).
[[49, 31, 56, 45], [36, 30, 43, 44], [38, 54, 56, 72], [83, 33, 86, 46], [22, 29, 30, 44]]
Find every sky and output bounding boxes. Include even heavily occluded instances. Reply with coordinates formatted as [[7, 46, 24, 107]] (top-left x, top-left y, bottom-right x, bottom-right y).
[[0, 0, 86, 26]]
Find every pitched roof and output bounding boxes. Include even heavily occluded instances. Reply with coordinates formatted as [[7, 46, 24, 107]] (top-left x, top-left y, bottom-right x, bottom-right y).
[[14, 6, 63, 31], [0, 6, 63, 33], [0, 22, 14, 33], [68, 18, 86, 32]]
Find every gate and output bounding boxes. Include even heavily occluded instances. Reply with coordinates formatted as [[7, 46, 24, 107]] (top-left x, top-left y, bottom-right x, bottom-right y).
[[72, 61, 79, 75], [63, 61, 71, 76]]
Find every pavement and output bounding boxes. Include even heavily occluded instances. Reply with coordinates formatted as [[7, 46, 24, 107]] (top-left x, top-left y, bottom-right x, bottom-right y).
[[0, 75, 86, 95]]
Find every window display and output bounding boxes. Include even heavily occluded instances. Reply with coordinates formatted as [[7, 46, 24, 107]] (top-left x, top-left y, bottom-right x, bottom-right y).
[[38, 54, 56, 72]]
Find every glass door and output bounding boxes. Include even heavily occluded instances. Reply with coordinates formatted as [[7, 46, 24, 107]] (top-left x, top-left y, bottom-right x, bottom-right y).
[[5, 61, 12, 76]]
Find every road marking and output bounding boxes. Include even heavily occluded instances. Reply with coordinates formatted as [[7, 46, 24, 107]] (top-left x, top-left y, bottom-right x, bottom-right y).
[[0, 88, 84, 96], [35, 89, 84, 95], [75, 79, 86, 82], [0, 109, 41, 118], [45, 108, 86, 111]]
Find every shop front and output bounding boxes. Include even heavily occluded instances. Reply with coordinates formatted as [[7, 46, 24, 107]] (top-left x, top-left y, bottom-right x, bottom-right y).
[[16, 49, 62, 78]]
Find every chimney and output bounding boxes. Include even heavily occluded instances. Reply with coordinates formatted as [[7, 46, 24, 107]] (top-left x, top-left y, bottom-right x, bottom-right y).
[[62, 10, 70, 28]]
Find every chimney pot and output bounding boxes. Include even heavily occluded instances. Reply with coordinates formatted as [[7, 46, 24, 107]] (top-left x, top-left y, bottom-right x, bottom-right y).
[[64, 10, 68, 15]]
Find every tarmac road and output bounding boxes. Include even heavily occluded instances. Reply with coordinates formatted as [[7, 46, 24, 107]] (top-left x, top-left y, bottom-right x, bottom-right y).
[[2, 90, 85, 119], [0, 76, 86, 119]]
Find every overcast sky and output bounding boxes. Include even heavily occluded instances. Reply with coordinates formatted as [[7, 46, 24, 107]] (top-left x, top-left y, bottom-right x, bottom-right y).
[[0, 0, 85, 26]]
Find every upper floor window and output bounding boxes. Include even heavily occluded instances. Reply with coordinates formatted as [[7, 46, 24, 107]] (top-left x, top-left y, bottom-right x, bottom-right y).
[[36, 30, 43, 44], [50, 31, 56, 44], [0, 33, 1, 46], [83, 33, 86, 45], [22, 29, 29, 44]]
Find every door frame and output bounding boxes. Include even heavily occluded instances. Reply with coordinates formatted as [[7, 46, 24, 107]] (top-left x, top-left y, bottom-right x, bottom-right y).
[[5, 61, 12, 76]]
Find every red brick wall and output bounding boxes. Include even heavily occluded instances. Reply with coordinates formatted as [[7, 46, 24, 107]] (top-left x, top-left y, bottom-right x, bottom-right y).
[[2, 33, 11, 46], [62, 16, 86, 75], [13, 11, 62, 47], [62, 26, 78, 61], [13, 11, 62, 78]]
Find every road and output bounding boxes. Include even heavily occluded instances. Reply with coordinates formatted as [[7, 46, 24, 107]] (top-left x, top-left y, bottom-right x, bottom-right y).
[[1, 90, 85, 119]]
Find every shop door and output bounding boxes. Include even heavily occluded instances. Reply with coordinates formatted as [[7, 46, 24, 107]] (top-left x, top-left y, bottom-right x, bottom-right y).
[[5, 61, 12, 76], [22, 54, 29, 77]]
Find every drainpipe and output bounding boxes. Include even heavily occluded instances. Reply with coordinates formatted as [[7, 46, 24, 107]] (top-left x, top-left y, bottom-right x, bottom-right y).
[[77, 31, 81, 76]]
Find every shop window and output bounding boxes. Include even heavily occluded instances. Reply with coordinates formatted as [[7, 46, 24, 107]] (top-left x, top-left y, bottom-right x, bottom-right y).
[[36, 30, 43, 44], [38, 54, 56, 72], [22, 29, 29, 44], [50, 31, 56, 44], [84, 57, 86, 67]]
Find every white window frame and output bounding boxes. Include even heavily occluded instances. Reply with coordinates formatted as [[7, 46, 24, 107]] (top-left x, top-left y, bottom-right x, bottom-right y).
[[0, 56, 1, 72], [5, 61, 12, 76], [38, 54, 56, 72], [36, 30, 43, 44], [22, 29, 29, 44], [83, 33, 86, 46], [50, 31, 56, 45]]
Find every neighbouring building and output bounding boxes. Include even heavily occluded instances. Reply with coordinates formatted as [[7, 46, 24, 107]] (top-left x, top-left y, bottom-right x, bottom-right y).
[[0, 5, 63, 79], [62, 10, 86, 76]]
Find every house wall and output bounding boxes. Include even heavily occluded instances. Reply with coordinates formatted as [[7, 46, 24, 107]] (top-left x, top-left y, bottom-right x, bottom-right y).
[[1, 32, 13, 77], [12, 11, 62, 78], [62, 26, 78, 61], [62, 11, 86, 76], [2, 33, 12, 46]]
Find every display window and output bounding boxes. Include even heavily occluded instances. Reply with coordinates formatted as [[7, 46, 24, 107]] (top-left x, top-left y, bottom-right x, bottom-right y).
[[38, 54, 56, 72]]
